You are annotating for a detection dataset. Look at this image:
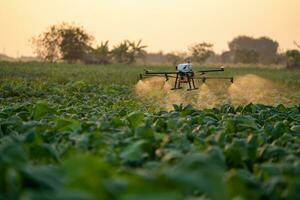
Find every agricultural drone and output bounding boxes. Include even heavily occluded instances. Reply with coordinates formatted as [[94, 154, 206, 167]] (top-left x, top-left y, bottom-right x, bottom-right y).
[[139, 62, 234, 91]]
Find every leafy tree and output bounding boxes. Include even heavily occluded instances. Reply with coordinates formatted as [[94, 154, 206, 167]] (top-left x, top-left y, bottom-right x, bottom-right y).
[[234, 49, 259, 64], [32, 23, 93, 63], [32, 25, 61, 63], [58, 23, 93, 63], [188, 43, 214, 63], [220, 51, 234, 63], [228, 36, 279, 64]]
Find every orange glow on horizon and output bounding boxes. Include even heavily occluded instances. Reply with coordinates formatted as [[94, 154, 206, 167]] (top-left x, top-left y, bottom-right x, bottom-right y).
[[0, 0, 299, 57]]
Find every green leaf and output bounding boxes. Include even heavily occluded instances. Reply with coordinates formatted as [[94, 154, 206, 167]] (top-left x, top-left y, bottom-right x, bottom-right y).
[[62, 155, 112, 200], [32, 101, 54, 120], [259, 146, 288, 161], [135, 125, 154, 140], [55, 119, 82, 132], [224, 139, 248, 167], [227, 169, 263, 200], [122, 192, 182, 200], [127, 112, 144, 128], [120, 140, 152, 165], [291, 125, 300, 133]]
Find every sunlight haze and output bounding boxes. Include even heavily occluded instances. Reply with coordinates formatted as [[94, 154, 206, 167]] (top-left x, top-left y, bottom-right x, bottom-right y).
[[0, 0, 299, 57]]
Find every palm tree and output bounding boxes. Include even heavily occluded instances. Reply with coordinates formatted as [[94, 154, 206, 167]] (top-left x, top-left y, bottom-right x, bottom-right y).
[[127, 40, 147, 64], [94, 41, 111, 64], [111, 41, 130, 64], [294, 41, 300, 49], [111, 40, 147, 64]]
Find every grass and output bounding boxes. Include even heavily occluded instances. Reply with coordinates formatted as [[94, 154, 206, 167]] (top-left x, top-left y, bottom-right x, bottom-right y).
[[1, 61, 300, 86], [1, 61, 299, 109]]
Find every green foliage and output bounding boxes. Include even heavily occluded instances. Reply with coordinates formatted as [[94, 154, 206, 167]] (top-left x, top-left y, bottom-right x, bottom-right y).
[[33, 23, 146, 65], [1, 96, 300, 199], [229, 36, 279, 64], [233, 49, 259, 64], [92, 41, 111, 64], [0, 62, 300, 199], [286, 49, 300, 69], [31, 25, 61, 63], [127, 112, 145, 128], [166, 52, 185, 66], [188, 42, 214, 64], [31, 101, 54, 120], [111, 40, 147, 64], [32, 23, 93, 63], [59, 23, 93, 63]]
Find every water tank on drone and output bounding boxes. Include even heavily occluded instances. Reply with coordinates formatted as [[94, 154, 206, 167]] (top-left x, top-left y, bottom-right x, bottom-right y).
[[176, 63, 192, 73]]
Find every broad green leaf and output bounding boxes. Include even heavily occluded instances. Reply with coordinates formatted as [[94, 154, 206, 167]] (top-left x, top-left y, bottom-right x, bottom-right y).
[[291, 125, 300, 133], [55, 119, 82, 132], [120, 140, 152, 165], [32, 101, 54, 120], [127, 112, 144, 128]]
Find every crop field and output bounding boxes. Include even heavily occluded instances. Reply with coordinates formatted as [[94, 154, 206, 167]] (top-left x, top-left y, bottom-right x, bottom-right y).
[[1, 62, 300, 200]]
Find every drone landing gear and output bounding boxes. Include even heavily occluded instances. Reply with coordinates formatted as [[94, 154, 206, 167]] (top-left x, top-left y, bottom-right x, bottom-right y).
[[187, 75, 198, 91], [171, 73, 198, 91], [187, 87, 199, 91]]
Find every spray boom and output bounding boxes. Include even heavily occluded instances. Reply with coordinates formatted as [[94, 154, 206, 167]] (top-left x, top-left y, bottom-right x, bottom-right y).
[[140, 65, 233, 91]]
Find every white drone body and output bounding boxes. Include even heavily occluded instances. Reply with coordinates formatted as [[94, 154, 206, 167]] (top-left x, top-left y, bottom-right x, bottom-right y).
[[176, 63, 193, 73], [141, 64, 233, 91]]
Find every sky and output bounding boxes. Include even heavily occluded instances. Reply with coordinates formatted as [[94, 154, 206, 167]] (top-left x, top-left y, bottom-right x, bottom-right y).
[[0, 0, 299, 57]]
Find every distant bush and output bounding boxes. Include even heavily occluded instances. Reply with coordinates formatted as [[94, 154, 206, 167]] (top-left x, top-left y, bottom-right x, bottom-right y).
[[233, 49, 259, 64], [188, 42, 214, 64], [286, 50, 300, 69], [228, 36, 279, 64], [166, 52, 187, 66]]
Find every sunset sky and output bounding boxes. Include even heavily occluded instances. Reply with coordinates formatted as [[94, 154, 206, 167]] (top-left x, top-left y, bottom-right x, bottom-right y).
[[0, 0, 299, 57]]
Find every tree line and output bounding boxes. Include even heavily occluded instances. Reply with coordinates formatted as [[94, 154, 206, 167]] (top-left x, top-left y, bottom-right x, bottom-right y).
[[32, 23, 300, 68], [32, 23, 147, 64]]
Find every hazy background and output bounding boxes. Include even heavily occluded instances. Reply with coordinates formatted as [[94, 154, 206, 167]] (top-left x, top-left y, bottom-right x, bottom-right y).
[[0, 0, 299, 57]]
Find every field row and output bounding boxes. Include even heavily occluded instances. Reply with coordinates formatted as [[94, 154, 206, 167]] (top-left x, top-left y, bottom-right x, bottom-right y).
[[0, 63, 300, 199]]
